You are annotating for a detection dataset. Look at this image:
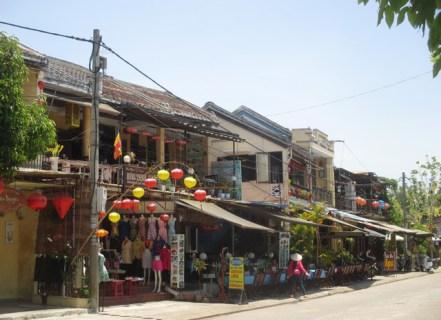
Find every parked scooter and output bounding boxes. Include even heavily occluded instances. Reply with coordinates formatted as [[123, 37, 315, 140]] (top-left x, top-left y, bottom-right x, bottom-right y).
[[415, 255, 434, 273]]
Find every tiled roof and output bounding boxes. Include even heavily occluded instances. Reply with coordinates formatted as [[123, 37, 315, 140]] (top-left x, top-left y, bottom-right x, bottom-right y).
[[19, 43, 47, 69]]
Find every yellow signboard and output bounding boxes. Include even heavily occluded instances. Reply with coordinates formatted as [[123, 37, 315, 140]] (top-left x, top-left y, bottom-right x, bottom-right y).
[[229, 257, 244, 290]]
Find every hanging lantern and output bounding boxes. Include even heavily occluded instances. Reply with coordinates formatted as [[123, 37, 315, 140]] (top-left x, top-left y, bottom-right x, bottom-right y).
[[184, 176, 197, 189], [355, 196, 366, 207], [144, 178, 157, 189], [157, 169, 170, 181], [160, 214, 170, 222], [96, 229, 109, 238], [175, 139, 187, 146], [152, 135, 161, 141], [132, 187, 145, 199], [124, 127, 138, 134], [194, 189, 207, 202], [165, 139, 174, 144], [384, 203, 390, 210], [108, 212, 121, 223], [99, 210, 106, 220], [27, 192, 48, 211], [371, 201, 380, 209], [37, 80, 45, 91], [121, 199, 133, 210], [132, 199, 141, 212], [140, 130, 152, 137], [146, 202, 157, 213], [0, 179, 4, 194], [171, 168, 184, 181], [52, 195, 74, 220], [113, 200, 122, 209]]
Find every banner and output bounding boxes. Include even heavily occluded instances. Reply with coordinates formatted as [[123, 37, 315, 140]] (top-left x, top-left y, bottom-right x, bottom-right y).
[[279, 232, 290, 269], [229, 257, 244, 290]]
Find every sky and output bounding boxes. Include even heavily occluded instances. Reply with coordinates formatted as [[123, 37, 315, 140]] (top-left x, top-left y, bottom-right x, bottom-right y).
[[2, 0, 440, 180]]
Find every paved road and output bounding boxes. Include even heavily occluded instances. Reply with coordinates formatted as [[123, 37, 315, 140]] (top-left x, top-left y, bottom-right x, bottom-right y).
[[59, 272, 441, 320], [211, 271, 441, 320]]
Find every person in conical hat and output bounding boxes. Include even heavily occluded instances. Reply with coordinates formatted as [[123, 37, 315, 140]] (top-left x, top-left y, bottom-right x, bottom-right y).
[[287, 252, 309, 298]]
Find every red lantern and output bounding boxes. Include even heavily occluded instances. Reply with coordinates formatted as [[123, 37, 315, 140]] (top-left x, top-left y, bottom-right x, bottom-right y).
[[113, 200, 122, 209], [124, 127, 138, 134], [194, 189, 207, 202], [27, 192, 48, 211], [132, 199, 140, 212], [99, 210, 106, 220], [171, 168, 184, 181], [160, 214, 169, 222], [144, 178, 157, 189], [165, 139, 174, 144], [175, 139, 187, 146], [121, 199, 133, 210], [146, 202, 157, 213], [0, 179, 4, 194], [52, 195, 74, 220], [371, 201, 380, 209], [152, 135, 161, 141], [37, 80, 45, 91], [356, 196, 366, 207], [141, 130, 152, 137]]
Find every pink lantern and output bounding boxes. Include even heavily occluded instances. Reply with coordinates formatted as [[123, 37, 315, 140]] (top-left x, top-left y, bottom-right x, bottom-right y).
[[165, 139, 174, 144], [160, 214, 170, 222], [132, 199, 140, 212], [144, 178, 157, 189], [384, 203, 390, 210], [194, 189, 207, 202], [371, 201, 380, 209], [27, 192, 48, 211], [124, 127, 138, 134], [146, 202, 157, 213], [113, 200, 122, 209], [151, 135, 161, 141], [52, 195, 75, 220], [171, 168, 184, 181]]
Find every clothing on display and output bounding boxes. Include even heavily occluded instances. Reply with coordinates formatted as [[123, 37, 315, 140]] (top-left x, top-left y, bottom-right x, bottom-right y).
[[111, 222, 119, 237], [147, 215, 157, 240], [159, 246, 171, 271], [121, 238, 133, 264], [142, 248, 152, 269], [118, 216, 130, 241], [152, 238, 166, 256], [138, 215, 147, 241], [168, 215, 176, 240], [132, 237, 144, 260], [158, 218, 167, 242], [152, 256, 164, 271], [129, 215, 138, 240], [98, 252, 110, 282]]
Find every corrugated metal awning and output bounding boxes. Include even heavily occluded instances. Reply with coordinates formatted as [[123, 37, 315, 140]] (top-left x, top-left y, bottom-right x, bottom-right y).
[[177, 199, 274, 232], [270, 213, 329, 227]]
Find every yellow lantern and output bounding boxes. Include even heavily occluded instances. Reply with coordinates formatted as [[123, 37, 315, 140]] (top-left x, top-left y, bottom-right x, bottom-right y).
[[132, 187, 145, 199], [184, 176, 197, 189], [157, 169, 170, 181], [108, 212, 121, 223]]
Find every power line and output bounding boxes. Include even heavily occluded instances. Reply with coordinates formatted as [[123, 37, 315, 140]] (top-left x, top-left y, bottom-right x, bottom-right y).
[[267, 71, 431, 117], [0, 20, 93, 43], [343, 142, 369, 172]]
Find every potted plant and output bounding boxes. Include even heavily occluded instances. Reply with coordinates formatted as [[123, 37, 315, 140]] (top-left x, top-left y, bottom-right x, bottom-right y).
[[192, 258, 207, 289], [47, 144, 63, 171]]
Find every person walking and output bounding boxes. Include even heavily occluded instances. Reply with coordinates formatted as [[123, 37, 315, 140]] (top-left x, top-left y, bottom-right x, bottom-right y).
[[287, 253, 310, 298]]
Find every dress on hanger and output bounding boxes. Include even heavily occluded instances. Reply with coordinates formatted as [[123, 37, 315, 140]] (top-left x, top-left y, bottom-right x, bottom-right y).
[[142, 248, 152, 269], [118, 217, 130, 241], [132, 237, 144, 260], [168, 215, 176, 241], [159, 246, 171, 271], [147, 215, 157, 240], [138, 215, 147, 240], [111, 222, 119, 237], [158, 219, 167, 242], [129, 216, 138, 240], [98, 252, 110, 282], [121, 239, 133, 264]]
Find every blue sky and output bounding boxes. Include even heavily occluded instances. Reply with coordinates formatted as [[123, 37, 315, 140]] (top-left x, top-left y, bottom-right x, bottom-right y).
[[2, 0, 440, 180]]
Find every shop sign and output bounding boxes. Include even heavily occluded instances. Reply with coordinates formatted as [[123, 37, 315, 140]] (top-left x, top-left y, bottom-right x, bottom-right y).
[[279, 232, 290, 269], [384, 251, 396, 271], [124, 166, 149, 185], [0, 188, 23, 212], [229, 257, 244, 290], [170, 234, 185, 289]]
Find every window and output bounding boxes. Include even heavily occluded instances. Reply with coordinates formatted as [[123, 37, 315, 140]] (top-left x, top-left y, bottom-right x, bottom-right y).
[[269, 151, 283, 184], [218, 155, 256, 182], [256, 153, 269, 183]]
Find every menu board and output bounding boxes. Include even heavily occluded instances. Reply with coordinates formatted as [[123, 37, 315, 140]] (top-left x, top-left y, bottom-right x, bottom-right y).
[[279, 232, 290, 269], [228, 257, 244, 290], [170, 234, 185, 289]]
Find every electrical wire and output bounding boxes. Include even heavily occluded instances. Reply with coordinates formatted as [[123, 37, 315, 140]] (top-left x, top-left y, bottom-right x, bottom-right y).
[[0, 20, 93, 43]]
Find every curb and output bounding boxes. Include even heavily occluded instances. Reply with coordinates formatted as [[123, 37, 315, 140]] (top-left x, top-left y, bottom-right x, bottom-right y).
[[0, 309, 88, 320]]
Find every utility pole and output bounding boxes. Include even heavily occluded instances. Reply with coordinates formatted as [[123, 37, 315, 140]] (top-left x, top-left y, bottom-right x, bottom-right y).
[[89, 29, 102, 313], [402, 172, 408, 253]]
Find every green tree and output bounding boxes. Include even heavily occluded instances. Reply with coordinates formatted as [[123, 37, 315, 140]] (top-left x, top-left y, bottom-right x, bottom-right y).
[[0, 33, 56, 178], [358, 0, 441, 77]]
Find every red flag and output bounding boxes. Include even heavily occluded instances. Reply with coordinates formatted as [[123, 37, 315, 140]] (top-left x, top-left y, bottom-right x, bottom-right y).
[[113, 132, 122, 160]]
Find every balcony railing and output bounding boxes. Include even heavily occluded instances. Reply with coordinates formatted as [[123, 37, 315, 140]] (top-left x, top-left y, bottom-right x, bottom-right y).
[[312, 187, 333, 204]]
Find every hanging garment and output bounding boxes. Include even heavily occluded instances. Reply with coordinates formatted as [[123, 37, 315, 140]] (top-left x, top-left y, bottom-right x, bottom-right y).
[[159, 247, 171, 271], [121, 239, 133, 264], [168, 215, 176, 241], [111, 222, 119, 237], [158, 219, 168, 243], [152, 257, 164, 271], [98, 253, 110, 282], [118, 219, 130, 241], [138, 215, 147, 240], [142, 248, 152, 269], [147, 216, 157, 240], [132, 238, 144, 260], [129, 216, 138, 240]]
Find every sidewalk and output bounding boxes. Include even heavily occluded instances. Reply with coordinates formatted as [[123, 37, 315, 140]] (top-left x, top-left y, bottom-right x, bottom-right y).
[[1, 270, 439, 320]]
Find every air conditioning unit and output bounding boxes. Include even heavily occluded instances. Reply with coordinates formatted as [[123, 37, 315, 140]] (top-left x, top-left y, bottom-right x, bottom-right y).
[[65, 103, 81, 128]]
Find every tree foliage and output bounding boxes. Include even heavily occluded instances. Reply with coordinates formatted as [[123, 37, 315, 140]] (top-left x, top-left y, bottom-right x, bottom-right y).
[[358, 0, 441, 77], [0, 33, 56, 178]]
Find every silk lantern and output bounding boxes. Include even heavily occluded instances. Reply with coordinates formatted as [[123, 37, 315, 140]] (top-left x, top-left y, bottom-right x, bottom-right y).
[[160, 214, 169, 222], [171, 168, 184, 181], [108, 212, 121, 223], [144, 178, 157, 189], [371, 201, 380, 209], [194, 189, 207, 202], [132, 199, 140, 212], [99, 210, 106, 220], [146, 202, 157, 213], [113, 200, 122, 209], [356, 196, 366, 206], [27, 192, 48, 211], [121, 199, 133, 210], [132, 187, 145, 199], [52, 195, 74, 220], [96, 229, 109, 238], [184, 176, 197, 189], [157, 169, 170, 181]]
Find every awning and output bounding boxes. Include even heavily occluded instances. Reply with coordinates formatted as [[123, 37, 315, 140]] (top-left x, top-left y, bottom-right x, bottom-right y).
[[177, 199, 274, 232], [270, 213, 329, 228], [386, 233, 404, 241], [328, 231, 366, 238]]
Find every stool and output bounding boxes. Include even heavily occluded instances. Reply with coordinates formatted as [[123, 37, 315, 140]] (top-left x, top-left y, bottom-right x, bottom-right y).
[[110, 280, 124, 296], [125, 279, 137, 296]]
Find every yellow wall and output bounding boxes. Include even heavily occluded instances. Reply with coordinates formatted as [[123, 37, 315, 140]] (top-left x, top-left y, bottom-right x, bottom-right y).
[[0, 206, 39, 300]]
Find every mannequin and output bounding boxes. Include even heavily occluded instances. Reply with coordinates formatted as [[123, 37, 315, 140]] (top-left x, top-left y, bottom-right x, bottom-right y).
[[152, 255, 163, 293], [129, 215, 139, 241], [98, 246, 110, 283], [147, 214, 157, 240], [142, 244, 152, 285], [158, 217, 168, 243], [138, 214, 147, 241], [121, 236, 133, 275], [168, 214, 176, 241]]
